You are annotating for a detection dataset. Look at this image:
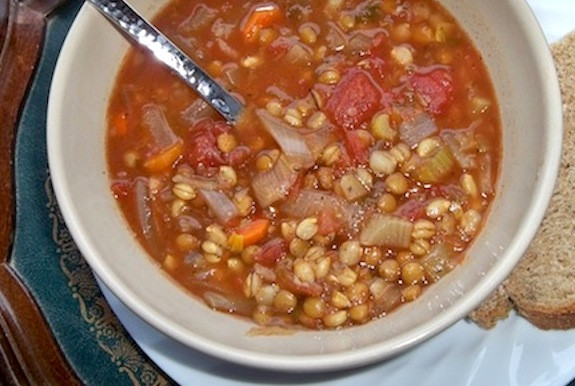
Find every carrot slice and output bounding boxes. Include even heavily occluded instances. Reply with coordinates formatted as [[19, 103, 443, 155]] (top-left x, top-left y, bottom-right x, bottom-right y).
[[240, 3, 282, 39], [143, 140, 183, 173], [236, 218, 270, 246]]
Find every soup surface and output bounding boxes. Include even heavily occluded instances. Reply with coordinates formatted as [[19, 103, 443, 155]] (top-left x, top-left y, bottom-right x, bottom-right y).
[[107, 0, 501, 330]]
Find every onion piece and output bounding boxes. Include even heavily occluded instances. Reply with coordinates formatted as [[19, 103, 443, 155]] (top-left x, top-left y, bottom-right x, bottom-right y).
[[372, 282, 402, 315], [348, 32, 372, 53], [297, 125, 337, 161], [251, 155, 300, 208], [181, 99, 217, 126], [216, 37, 239, 59], [477, 153, 494, 195], [203, 291, 253, 315], [440, 121, 481, 169], [281, 189, 360, 232], [179, 4, 217, 32], [359, 214, 413, 248], [133, 177, 154, 242], [399, 113, 438, 147], [142, 103, 182, 151], [172, 173, 220, 191], [199, 189, 240, 225], [256, 109, 314, 167], [326, 22, 346, 50], [283, 43, 313, 65], [420, 244, 456, 282]]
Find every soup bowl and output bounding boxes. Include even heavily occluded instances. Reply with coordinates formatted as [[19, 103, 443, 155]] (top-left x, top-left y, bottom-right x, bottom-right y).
[[47, 0, 561, 372]]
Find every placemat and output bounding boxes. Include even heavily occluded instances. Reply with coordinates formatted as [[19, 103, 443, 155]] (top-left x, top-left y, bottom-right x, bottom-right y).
[[11, 1, 172, 384]]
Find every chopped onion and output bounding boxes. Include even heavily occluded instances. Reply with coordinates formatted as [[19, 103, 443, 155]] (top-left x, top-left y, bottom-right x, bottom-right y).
[[142, 103, 181, 151], [420, 244, 456, 282], [326, 23, 346, 51], [199, 189, 240, 225], [251, 155, 299, 208], [371, 282, 402, 315], [256, 109, 314, 167], [359, 214, 413, 248], [177, 215, 203, 232], [440, 121, 481, 169], [281, 189, 360, 231], [216, 37, 239, 59], [348, 32, 372, 53], [283, 43, 312, 65], [181, 99, 217, 126], [172, 173, 220, 191], [399, 113, 438, 147], [133, 177, 154, 242], [203, 291, 253, 315], [179, 4, 217, 32], [297, 125, 337, 161], [477, 153, 494, 195]]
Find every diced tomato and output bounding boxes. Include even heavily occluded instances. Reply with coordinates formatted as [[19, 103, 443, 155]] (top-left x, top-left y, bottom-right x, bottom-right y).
[[317, 209, 342, 235], [324, 68, 382, 130], [343, 129, 372, 164], [188, 120, 230, 167], [227, 145, 252, 167], [253, 238, 286, 267], [110, 179, 132, 199], [410, 68, 453, 115]]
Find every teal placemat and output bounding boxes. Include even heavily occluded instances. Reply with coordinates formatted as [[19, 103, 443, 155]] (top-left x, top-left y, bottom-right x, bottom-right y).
[[12, 1, 172, 384]]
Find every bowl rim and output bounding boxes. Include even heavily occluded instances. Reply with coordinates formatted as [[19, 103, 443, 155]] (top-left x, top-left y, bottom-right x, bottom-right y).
[[47, 0, 563, 372]]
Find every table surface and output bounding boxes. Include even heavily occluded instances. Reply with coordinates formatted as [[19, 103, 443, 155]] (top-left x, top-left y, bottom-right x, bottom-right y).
[[0, 0, 573, 385]]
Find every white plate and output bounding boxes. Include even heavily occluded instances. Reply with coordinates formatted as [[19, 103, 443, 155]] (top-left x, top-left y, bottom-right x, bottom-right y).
[[100, 1, 575, 385]]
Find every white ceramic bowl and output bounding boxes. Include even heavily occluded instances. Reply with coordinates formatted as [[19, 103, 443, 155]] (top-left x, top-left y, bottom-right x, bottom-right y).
[[47, 0, 562, 373]]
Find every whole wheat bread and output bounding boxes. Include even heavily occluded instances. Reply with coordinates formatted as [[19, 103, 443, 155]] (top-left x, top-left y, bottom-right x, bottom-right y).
[[468, 31, 575, 330]]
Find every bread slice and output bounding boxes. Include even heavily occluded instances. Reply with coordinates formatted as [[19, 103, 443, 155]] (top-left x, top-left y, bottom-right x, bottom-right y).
[[468, 283, 513, 329], [468, 31, 575, 330]]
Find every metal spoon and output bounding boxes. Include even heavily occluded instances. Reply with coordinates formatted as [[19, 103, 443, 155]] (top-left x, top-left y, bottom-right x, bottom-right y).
[[87, 0, 243, 124]]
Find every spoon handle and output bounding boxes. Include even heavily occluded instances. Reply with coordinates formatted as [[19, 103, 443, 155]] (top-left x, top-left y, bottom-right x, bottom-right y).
[[88, 0, 243, 123]]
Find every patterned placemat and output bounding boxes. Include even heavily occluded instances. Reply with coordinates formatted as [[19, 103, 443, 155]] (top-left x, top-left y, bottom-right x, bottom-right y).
[[11, 1, 172, 384]]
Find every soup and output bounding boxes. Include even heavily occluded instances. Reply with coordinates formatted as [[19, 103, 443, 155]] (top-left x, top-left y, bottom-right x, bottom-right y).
[[107, 0, 501, 330]]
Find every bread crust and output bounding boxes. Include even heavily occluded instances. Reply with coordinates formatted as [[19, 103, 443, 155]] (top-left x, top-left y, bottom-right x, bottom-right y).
[[469, 31, 575, 330]]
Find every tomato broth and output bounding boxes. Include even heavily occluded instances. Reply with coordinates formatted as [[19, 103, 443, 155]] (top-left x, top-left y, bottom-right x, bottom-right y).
[[107, 0, 501, 330]]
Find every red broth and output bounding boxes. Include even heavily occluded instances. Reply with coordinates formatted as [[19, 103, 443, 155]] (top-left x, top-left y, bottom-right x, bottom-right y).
[[107, 0, 501, 329]]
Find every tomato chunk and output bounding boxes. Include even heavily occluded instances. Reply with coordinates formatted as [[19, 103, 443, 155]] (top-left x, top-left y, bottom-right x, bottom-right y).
[[343, 130, 372, 164], [253, 238, 286, 267], [110, 179, 132, 199], [317, 209, 343, 235], [324, 69, 382, 130], [410, 68, 453, 115], [187, 120, 251, 168]]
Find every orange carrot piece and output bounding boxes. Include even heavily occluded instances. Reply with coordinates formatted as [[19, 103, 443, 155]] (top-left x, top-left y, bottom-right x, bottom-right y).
[[143, 140, 183, 173], [240, 3, 282, 39], [236, 218, 270, 246]]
